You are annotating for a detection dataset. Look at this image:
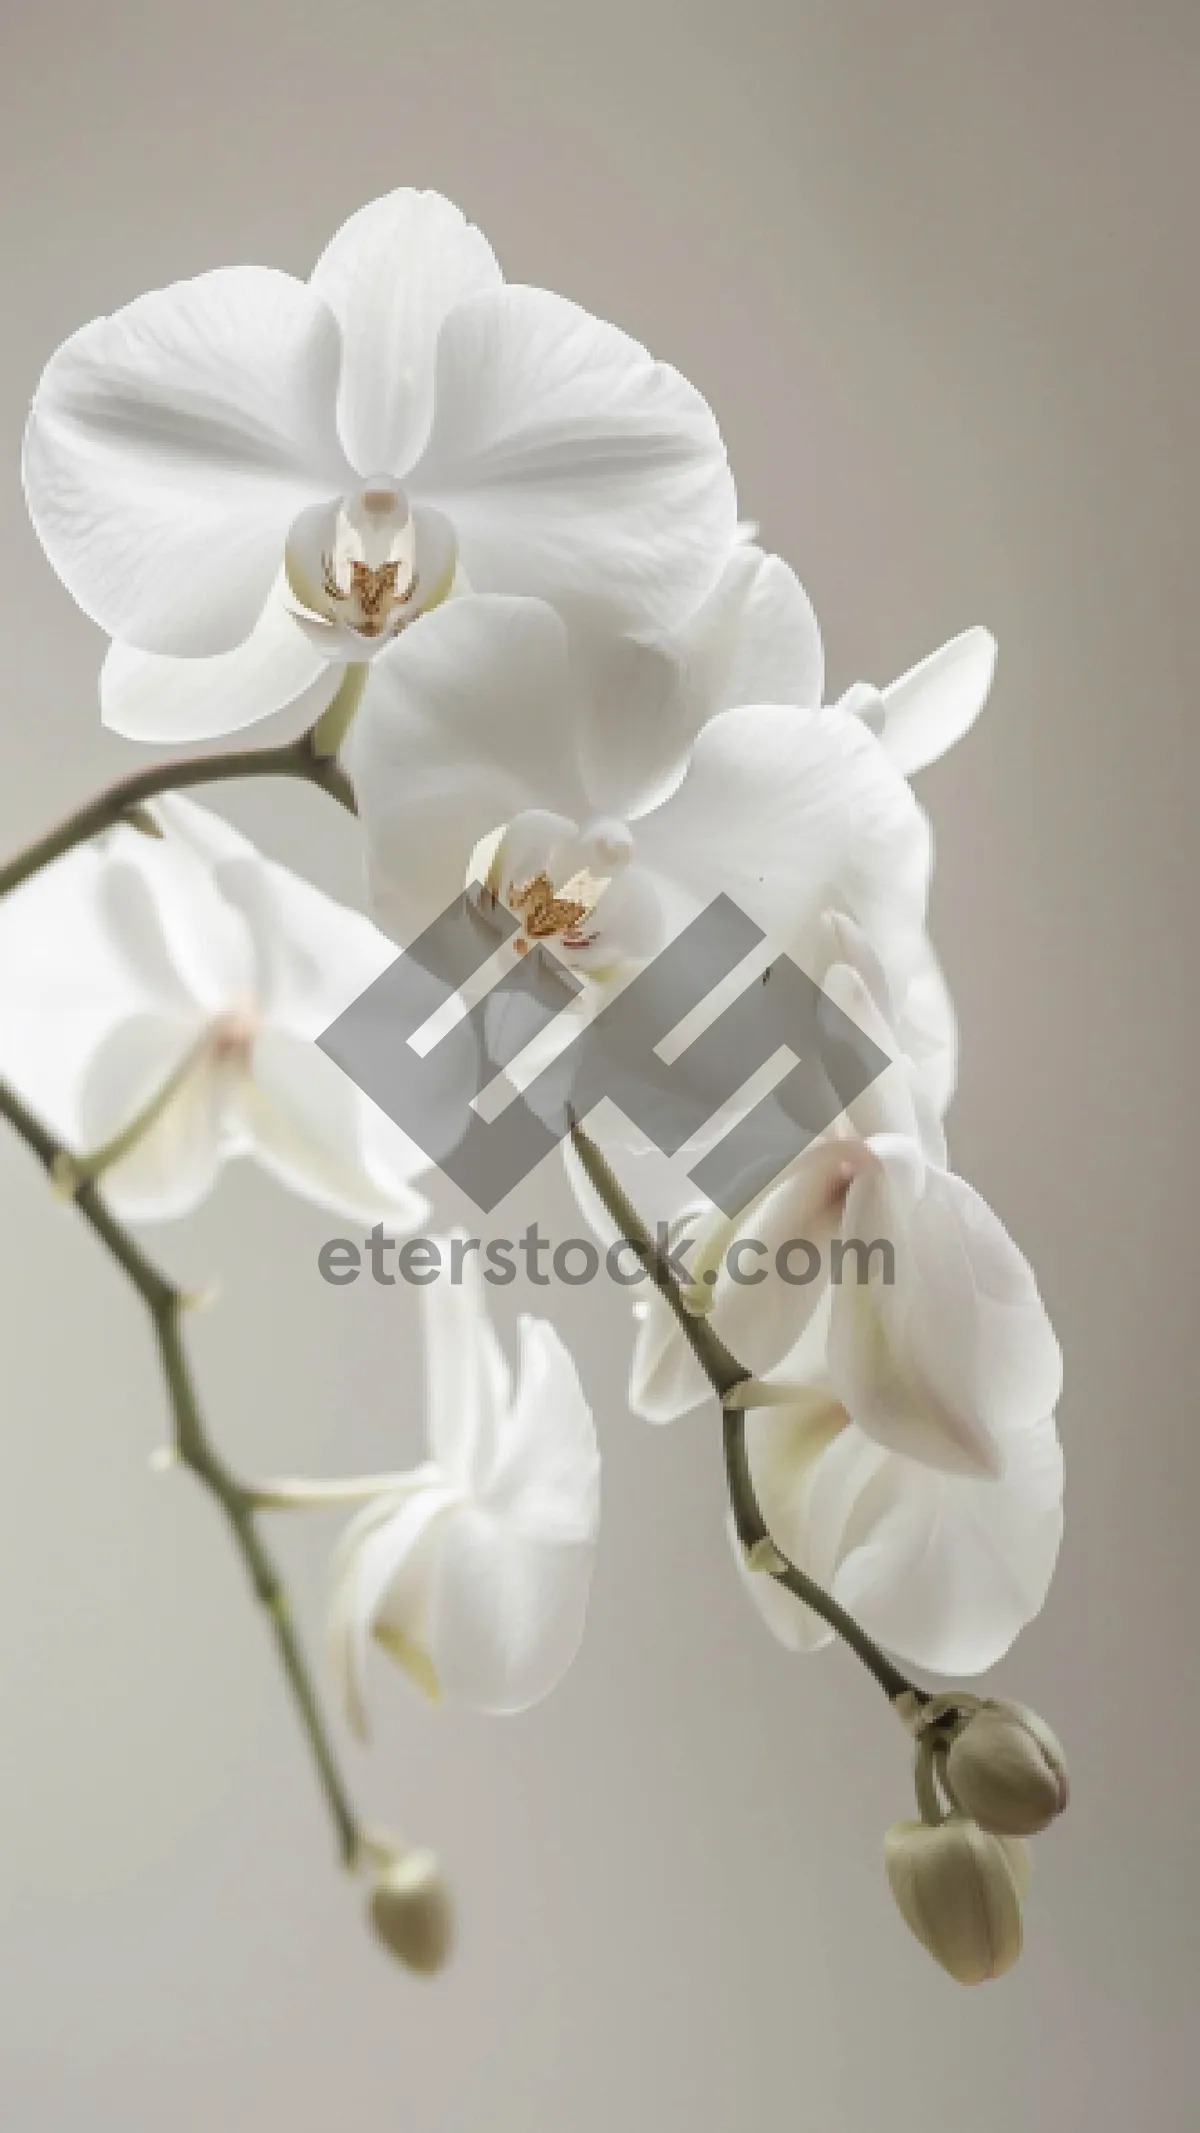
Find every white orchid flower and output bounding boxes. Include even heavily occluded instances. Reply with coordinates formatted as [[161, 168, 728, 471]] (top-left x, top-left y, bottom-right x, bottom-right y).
[[23, 188, 737, 744], [0, 796, 439, 1224], [621, 962, 1062, 1480], [731, 1369, 1063, 1676], [347, 548, 923, 1005], [328, 1250, 600, 1727], [837, 627, 997, 775]]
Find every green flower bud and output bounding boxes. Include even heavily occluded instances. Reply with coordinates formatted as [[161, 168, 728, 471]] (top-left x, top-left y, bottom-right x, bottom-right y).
[[884, 1816, 1030, 1985], [945, 1699, 1068, 1837], [367, 1847, 454, 1975]]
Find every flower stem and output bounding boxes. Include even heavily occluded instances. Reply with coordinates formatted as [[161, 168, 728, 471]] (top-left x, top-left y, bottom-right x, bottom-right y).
[[309, 664, 368, 761], [721, 1404, 917, 1704], [248, 1473, 413, 1511], [567, 1117, 750, 1403], [52, 1033, 213, 1197], [0, 731, 357, 901], [569, 1119, 923, 1711], [0, 1069, 362, 1868]]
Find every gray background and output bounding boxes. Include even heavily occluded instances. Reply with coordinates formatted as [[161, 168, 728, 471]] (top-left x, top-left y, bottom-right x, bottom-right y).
[[0, 3, 1196, 2127]]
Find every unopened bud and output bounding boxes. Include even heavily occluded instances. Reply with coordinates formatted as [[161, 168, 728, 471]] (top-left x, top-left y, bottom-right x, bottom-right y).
[[945, 1699, 1068, 1837], [884, 1816, 1029, 1985], [367, 1848, 454, 1975]]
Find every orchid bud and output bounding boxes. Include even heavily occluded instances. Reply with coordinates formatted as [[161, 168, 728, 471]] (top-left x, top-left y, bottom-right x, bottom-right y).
[[367, 1847, 454, 1975], [883, 1816, 1029, 1985], [945, 1699, 1068, 1837]]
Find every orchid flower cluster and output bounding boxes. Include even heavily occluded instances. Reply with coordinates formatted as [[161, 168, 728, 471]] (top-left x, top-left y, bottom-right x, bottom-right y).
[[2, 188, 1068, 1986]]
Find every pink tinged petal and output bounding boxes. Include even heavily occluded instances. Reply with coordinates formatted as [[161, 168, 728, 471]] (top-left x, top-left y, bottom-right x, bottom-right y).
[[150, 798, 472, 1167], [824, 1417, 1065, 1676], [349, 595, 586, 943], [241, 1029, 428, 1226], [100, 574, 341, 743], [23, 268, 348, 656], [410, 285, 737, 632], [829, 1141, 1063, 1476], [427, 1502, 597, 1713], [709, 1140, 877, 1380], [311, 188, 502, 479], [421, 1249, 513, 1492], [878, 628, 997, 775]]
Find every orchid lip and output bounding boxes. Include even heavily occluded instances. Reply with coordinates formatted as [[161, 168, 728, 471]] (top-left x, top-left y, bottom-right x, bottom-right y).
[[284, 488, 458, 659], [478, 813, 646, 963]]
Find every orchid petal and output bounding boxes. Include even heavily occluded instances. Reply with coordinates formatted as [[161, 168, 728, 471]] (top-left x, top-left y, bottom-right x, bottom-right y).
[[421, 1248, 513, 1492], [427, 1503, 597, 1714], [79, 1016, 226, 1221], [639, 703, 930, 967], [487, 1315, 601, 1535], [24, 268, 347, 654], [242, 1028, 428, 1227], [572, 545, 821, 823], [411, 285, 737, 632], [349, 596, 585, 944], [822, 1418, 1064, 1676], [877, 628, 997, 774], [101, 574, 341, 743], [829, 1140, 1064, 1476], [330, 1481, 456, 1736], [311, 188, 502, 478], [737, 1397, 1064, 1675], [671, 543, 823, 724]]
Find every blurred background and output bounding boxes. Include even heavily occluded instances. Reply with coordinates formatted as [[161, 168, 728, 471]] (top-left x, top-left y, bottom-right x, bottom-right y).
[[1, 3, 1197, 2126]]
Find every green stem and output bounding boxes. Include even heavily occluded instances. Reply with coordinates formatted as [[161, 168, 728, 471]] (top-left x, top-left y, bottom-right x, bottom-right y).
[[722, 1404, 917, 1704], [309, 664, 368, 761], [0, 1070, 362, 1867], [570, 1119, 923, 1710], [0, 731, 356, 901], [568, 1117, 750, 1402], [248, 1473, 413, 1511], [52, 1032, 212, 1196]]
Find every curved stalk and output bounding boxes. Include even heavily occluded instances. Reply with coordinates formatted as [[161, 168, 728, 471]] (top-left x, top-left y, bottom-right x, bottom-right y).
[[567, 1115, 749, 1402], [722, 1404, 917, 1704], [0, 1070, 362, 1868], [0, 731, 356, 901], [569, 1119, 924, 1712]]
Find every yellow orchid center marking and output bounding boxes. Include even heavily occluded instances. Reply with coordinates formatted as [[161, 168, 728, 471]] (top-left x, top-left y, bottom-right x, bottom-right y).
[[508, 867, 609, 955], [320, 485, 421, 638], [322, 555, 419, 639]]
